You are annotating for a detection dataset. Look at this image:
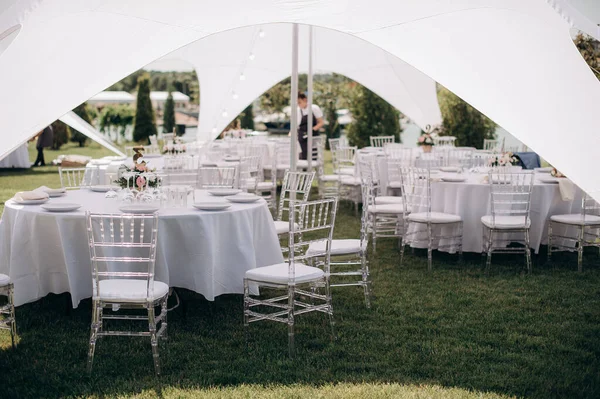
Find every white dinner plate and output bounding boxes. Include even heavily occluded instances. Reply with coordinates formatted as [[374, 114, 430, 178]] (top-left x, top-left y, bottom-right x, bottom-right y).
[[89, 159, 112, 165], [208, 188, 242, 196], [534, 167, 553, 173], [41, 203, 82, 212], [118, 204, 159, 214], [440, 166, 461, 172], [90, 185, 113, 192], [227, 194, 261, 203], [14, 198, 49, 205], [44, 188, 67, 197], [192, 201, 231, 211], [142, 153, 162, 159], [539, 177, 559, 184], [441, 176, 467, 183]]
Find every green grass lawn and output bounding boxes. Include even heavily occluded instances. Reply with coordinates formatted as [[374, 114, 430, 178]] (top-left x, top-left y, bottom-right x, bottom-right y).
[[0, 145, 599, 398]]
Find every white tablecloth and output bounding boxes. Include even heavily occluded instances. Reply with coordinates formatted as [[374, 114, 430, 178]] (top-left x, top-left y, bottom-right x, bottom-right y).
[[416, 172, 583, 253], [0, 143, 30, 168], [0, 189, 283, 307]]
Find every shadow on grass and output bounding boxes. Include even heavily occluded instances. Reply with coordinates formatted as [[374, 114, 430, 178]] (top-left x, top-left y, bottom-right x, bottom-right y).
[[0, 207, 599, 398]]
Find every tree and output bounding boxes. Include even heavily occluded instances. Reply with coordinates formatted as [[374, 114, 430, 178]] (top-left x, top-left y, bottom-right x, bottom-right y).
[[99, 104, 135, 141], [163, 91, 176, 133], [346, 85, 401, 148], [574, 33, 600, 80], [240, 104, 255, 130], [69, 103, 91, 147], [133, 74, 157, 143], [260, 80, 291, 128], [437, 86, 496, 148], [51, 120, 71, 150], [314, 75, 354, 149]]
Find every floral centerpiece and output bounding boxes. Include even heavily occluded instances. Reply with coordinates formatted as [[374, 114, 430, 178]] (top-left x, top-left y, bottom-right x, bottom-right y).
[[550, 168, 565, 178], [418, 124, 440, 153], [163, 137, 186, 155], [114, 147, 160, 190], [488, 152, 519, 167]]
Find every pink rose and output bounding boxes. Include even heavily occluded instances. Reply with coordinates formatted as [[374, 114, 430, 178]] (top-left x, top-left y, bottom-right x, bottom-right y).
[[418, 136, 425, 143], [136, 176, 146, 189]]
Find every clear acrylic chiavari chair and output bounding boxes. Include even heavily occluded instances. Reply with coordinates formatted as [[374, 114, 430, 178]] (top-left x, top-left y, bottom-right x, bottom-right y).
[[244, 197, 338, 357], [328, 137, 341, 153], [432, 136, 457, 147], [384, 144, 412, 161], [369, 135, 395, 148], [239, 155, 262, 192], [274, 171, 315, 237], [360, 158, 405, 253], [59, 166, 99, 189], [334, 146, 356, 176], [196, 166, 237, 189], [297, 136, 324, 170], [161, 168, 198, 188], [483, 139, 500, 152], [86, 212, 168, 375], [336, 147, 361, 213], [415, 152, 444, 169], [400, 167, 463, 270], [548, 193, 600, 272], [246, 144, 277, 211], [482, 170, 534, 272], [0, 273, 16, 348], [447, 148, 474, 169]]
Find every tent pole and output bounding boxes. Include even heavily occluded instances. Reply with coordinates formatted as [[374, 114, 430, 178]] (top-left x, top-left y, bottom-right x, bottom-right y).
[[307, 25, 314, 171], [290, 24, 299, 172]]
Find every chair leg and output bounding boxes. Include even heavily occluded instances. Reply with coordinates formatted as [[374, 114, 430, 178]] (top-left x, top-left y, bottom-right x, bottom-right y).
[[427, 223, 433, 271], [372, 216, 378, 253], [243, 279, 250, 327], [8, 283, 16, 349], [361, 252, 371, 309], [148, 306, 161, 376], [287, 286, 295, 358], [525, 228, 532, 274], [161, 296, 168, 341], [400, 220, 408, 266], [486, 228, 493, 272], [578, 226, 584, 272], [547, 222, 553, 263], [87, 301, 99, 374], [325, 277, 336, 340]]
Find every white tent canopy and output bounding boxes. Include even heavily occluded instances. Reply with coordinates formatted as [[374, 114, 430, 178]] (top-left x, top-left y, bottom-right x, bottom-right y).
[[1, 1, 600, 200], [59, 112, 126, 157], [165, 23, 442, 141]]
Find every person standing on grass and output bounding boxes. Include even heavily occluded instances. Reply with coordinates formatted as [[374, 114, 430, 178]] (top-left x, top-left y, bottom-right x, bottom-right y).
[[297, 92, 324, 160], [33, 125, 53, 167]]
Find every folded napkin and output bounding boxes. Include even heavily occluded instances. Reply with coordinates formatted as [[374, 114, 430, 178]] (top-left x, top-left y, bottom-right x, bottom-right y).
[[35, 185, 65, 194], [14, 190, 49, 201], [480, 176, 489, 184], [558, 179, 575, 201]]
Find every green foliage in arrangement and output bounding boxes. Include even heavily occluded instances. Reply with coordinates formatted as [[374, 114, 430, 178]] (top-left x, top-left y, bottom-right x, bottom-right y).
[[69, 102, 92, 147], [346, 85, 401, 148], [437, 86, 496, 149], [133, 74, 158, 143], [163, 91, 176, 134]]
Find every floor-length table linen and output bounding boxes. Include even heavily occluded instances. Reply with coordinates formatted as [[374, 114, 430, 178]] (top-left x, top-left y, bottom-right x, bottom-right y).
[[0, 143, 30, 168], [0, 189, 283, 307]]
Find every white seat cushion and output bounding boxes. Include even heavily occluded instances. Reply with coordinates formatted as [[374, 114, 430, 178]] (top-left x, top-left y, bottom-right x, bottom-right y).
[[375, 196, 403, 205], [550, 213, 600, 226], [0, 273, 11, 287], [335, 167, 355, 176], [245, 262, 324, 284], [256, 181, 275, 190], [388, 180, 402, 189], [307, 239, 363, 256], [296, 159, 323, 168], [368, 204, 405, 214], [319, 174, 340, 182], [341, 176, 361, 186], [274, 220, 299, 234], [408, 212, 462, 224], [97, 279, 169, 303], [481, 215, 530, 229], [263, 164, 290, 170]]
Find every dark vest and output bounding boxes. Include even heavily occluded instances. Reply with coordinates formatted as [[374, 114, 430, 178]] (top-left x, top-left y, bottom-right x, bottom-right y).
[[298, 112, 318, 142]]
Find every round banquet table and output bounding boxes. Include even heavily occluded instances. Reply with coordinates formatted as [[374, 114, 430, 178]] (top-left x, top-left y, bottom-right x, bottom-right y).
[[410, 172, 583, 253], [0, 189, 283, 307]]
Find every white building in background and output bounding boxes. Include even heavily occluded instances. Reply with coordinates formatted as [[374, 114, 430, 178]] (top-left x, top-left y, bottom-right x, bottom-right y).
[[86, 91, 190, 111], [87, 91, 135, 107], [150, 91, 190, 111]]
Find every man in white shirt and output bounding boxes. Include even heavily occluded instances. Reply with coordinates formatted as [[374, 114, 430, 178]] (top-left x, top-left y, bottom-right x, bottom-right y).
[[297, 92, 324, 160]]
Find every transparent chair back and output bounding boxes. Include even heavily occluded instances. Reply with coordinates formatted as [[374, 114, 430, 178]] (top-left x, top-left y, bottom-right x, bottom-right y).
[[433, 136, 457, 147], [162, 132, 175, 143], [328, 138, 341, 153], [483, 139, 500, 152], [369, 135, 395, 147], [487, 170, 534, 226], [86, 212, 159, 302], [387, 158, 406, 189], [336, 146, 357, 167], [415, 153, 444, 169], [447, 148, 474, 169], [239, 155, 262, 191], [581, 194, 600, 220], [161, 168, 198, 187], [164, 154, 195, 170], [472, 150, 493, 167], [196, 166, 237, 189], [384, 144, 411, 160], [358, 158, 379, 208], [59, 166, 99, 189], [399, 167, 431, 215], [277, 171, 315, 223]]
